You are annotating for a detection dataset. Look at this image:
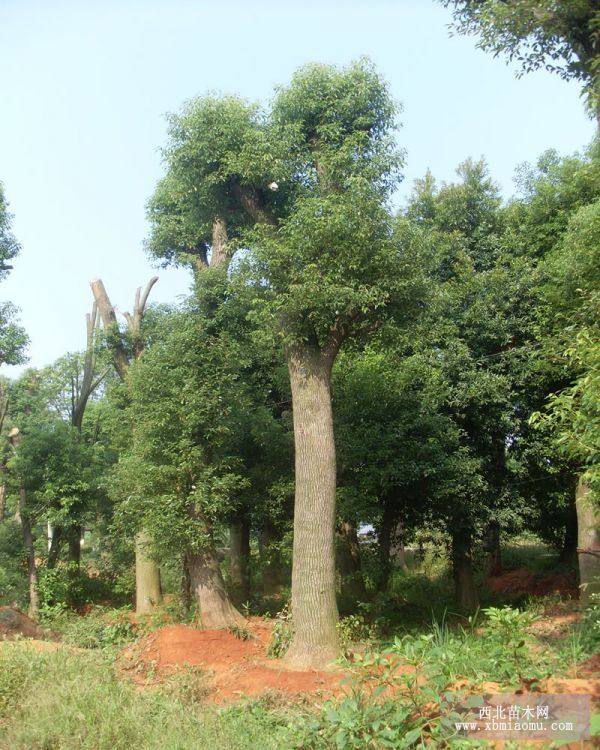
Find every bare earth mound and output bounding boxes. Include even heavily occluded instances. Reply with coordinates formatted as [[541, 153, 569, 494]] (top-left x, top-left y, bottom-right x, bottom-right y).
[[0, 606, 45, 639], [119, 621, 345, 702], [488, 568, 577, 597]]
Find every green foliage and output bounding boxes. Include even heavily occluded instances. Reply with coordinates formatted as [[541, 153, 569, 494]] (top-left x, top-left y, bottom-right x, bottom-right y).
[[267, 604, 293, 658], [38, 606, 135, 649], [0, 182, 27, 365], [287, 689, 423, 749], [0, 521, 26, 606], [442, 1, 600, 112]]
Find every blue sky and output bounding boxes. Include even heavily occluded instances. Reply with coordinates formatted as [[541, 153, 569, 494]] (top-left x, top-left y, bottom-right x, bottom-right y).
[[0, 0, 595, 374]]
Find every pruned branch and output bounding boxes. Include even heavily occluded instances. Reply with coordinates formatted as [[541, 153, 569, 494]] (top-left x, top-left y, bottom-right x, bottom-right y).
[[90, 279, 130, 381]]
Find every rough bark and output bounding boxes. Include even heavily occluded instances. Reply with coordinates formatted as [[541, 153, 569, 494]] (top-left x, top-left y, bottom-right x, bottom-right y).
[[484, 521, 502, 576], [20, 487, 39, 618], [134, 531, 163, 615], [576, 478, 600, 605], [229, 517, 251, 605], [337, 520, 367, 600], [284, 344, 340, 669], [451, 529, 479, 612], [188, 546, 245, 628]]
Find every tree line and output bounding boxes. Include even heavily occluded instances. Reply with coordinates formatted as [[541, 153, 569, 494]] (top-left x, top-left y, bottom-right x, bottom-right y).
[[0, 1, 598, 671]]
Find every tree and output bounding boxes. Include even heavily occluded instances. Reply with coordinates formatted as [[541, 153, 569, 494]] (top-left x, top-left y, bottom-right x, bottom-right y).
[[441, 1, 600, 121], [90, 277, 163, 615], [147, 59, 421, 666], [536, 198, 600, 602], [0, 182, 27, 366]]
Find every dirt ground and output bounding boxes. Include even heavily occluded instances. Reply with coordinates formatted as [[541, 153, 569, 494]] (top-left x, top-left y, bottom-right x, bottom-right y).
[[119, 618, 346, 702], [488, 568, 577, 597], [0, 606, 46, 639]]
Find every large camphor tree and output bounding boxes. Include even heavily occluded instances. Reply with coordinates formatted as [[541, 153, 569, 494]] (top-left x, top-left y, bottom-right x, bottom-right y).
[[147, 59, 420, 667]]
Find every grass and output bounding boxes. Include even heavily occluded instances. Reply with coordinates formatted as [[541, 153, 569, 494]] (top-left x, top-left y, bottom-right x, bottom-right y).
[[0, 644, 293, 750], [1, 542, 596, 749]]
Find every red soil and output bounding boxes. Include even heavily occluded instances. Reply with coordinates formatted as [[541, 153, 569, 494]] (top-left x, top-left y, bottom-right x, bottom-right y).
[[119, 620, 346, 702], [488, 568, 577, 597]]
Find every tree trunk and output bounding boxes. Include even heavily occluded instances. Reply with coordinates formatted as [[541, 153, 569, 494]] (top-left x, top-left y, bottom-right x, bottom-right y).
[[135, 531, 163, 615], [19, 488, 39, 618], [391, 520, 409, 574], [47, 525, 63, 569], [0, 483, 6, 523], [576, 478, 600, 605], [229, 516, 251, 605], [337, 520, 367, 600], [559, 494, 578, 565], [484, 521, 502, 576], [68, 524, 82, 567], [188, 546, 245, 628], [181, 555, 192, 611], [259, 523, 286, 596], [451, 528, 479, 612], [284, 344, 340, 669], [377, 499, 396, 592]]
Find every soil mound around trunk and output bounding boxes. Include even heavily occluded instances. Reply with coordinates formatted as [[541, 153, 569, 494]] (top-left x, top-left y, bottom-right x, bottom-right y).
[[119, 621, 345, 702], [0, 606, 45, 639], [488, 568, 577, 597]]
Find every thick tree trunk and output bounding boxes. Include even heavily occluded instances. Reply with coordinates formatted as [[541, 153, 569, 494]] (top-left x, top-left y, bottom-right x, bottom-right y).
[[229, 516, 251, 605], [188, 546, 245, 628], [576, 478, 600, 605], [135, 531, 163, 615], [484, 521, 502, 576], [451, 528, 479, 612], [19, 488, 39, 618], [377, 499, 396, 592], [284, 344, 340, 669], [391, 520, 409, 574], [337, 520, 367, 600]]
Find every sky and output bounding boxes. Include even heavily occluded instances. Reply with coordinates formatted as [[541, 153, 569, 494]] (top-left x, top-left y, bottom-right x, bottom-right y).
[[0, 0, 595, 375]]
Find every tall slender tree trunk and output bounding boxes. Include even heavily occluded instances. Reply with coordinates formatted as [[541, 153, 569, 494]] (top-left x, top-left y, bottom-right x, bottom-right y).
[[576, 478, 600, 605], [19, 488, 39, 618], [337, 520, 367, 600], [188, 546, 245, 628], [451, 528, 479, 612], [391, 520, 409, 574], [484, 521, 502, 576], [229, 516, 251, 605], [0, 483, 5, 523], [559, 495, 578, 564], [68, 524, 82, 567], [259, 523, 286, 596], [284, 344, 340, 669], [377, 498, 396, 592], [181, 555, 193, 611], [135, 531, 163, 615]]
